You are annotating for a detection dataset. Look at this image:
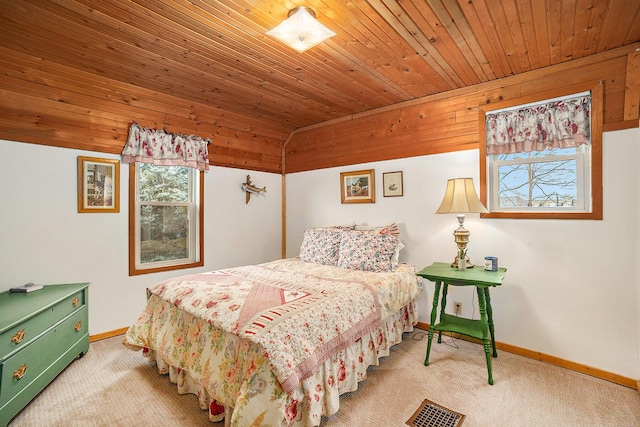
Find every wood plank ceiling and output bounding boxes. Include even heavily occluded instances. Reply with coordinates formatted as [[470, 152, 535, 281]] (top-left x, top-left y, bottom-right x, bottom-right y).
[[1, 0, 639, 161]]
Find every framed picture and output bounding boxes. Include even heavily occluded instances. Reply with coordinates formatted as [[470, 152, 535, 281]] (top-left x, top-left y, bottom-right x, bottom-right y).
[[383, 171, 403, 197], [77, 156, 120, 213], [340, 169, 375, 204]]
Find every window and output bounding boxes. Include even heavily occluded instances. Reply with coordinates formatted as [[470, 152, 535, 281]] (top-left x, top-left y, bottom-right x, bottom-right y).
[[129, 163, 204, 275], [479, 82, 603, 220], [489, 145, 590, 211]]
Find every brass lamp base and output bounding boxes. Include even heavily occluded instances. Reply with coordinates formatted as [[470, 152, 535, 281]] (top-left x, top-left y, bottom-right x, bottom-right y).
[[450, 214, 475, 268]]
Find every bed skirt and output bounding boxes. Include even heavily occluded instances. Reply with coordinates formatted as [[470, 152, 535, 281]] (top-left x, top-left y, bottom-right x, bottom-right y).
[[138, 300, 418, 427]]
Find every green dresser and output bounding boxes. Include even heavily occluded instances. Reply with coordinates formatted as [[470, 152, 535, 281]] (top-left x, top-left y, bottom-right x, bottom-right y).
[[0, 283, 89, 426]]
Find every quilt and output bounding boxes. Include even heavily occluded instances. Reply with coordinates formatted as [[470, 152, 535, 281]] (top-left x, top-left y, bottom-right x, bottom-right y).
[[124, 257, 422, 426]]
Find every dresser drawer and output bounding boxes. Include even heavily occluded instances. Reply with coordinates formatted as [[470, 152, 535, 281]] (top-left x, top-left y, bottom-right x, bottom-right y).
[[0, 306, 87, 407], [0, 289, 86, 360]]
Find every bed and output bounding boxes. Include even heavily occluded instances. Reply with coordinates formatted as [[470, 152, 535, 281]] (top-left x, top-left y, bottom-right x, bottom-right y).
[[123, 225, 422, 426]]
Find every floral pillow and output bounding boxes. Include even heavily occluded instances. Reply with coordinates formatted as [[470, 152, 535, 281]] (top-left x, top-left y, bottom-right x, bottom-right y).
[[299, 228, 343, 265], [353, 223, 403, 268], [337, 231, 399, 272]]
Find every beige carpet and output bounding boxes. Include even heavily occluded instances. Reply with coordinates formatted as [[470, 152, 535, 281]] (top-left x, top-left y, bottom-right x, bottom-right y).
[[8, 331, 640, 427]]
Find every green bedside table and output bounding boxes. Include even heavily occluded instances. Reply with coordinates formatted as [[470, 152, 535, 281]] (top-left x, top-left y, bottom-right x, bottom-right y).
[[417, 262, 507, 385]]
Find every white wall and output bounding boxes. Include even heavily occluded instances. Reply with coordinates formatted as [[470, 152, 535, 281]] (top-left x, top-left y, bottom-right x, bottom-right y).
[[3, 129, 638, 381], [0, 139, 282, 335], [286, 128, 640, 380]]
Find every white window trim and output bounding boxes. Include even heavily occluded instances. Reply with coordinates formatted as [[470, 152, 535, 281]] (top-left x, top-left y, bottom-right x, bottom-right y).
[[487, 144, 591, 213], [129, 163, 203, 275]]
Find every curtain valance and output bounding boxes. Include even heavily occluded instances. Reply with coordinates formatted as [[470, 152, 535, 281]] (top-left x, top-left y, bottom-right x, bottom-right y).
[[485, 95, 591, 155], [121, 121, 210, 171]]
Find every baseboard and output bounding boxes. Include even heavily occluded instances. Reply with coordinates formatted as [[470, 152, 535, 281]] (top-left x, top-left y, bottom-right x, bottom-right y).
[[89, 327, 128, 342], [415, 322, 637, 390]]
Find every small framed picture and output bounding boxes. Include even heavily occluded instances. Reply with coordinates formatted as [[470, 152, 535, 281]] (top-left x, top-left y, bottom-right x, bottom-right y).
[[340, 169, 375, 204], [383, 171, 403, 197], [77, 156, 120, 213]]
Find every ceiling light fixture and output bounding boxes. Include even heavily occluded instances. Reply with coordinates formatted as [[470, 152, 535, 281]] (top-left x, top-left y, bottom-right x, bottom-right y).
[[266, 6, 336, 53]]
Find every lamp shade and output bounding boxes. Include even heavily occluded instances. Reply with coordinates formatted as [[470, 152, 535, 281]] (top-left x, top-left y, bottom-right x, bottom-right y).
[[436, 178, 488, 214], [266, 6, 336, 53]]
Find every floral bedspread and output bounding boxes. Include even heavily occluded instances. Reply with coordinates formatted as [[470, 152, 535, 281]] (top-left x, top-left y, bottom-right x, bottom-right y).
[[124, 258, 422, 426]]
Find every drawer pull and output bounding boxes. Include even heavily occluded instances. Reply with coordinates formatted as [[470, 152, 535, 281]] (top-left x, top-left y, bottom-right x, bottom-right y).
[[13, 364, 28, 380], [72, 297, 80, 307], [11, 329, 26, 344], [74, 321, 82, 332]]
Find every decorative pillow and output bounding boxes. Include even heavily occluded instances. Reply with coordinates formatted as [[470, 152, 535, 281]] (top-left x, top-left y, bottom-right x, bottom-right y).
[[352, 223, 403, 267], [337, 231, 399, 272], [299, 228, 343, 265]]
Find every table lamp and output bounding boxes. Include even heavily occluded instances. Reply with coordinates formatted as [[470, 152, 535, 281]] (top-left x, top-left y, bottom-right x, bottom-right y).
[[436, 178, 488, 268]]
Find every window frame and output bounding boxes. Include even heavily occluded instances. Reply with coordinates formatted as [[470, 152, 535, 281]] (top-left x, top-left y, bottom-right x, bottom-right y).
[[478, 81, 603, 220], [128, 163, 204, 276]]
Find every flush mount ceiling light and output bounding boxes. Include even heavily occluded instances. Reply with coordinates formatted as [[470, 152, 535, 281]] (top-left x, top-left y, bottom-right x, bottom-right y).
[[266, 6, 336, 53]]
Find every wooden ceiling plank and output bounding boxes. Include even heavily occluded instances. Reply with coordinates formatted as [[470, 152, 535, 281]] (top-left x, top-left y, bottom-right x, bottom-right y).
[[463, 0, 515, 78], [0, 25, 316, 128], [440, 0, 496, 80], [308, 0, 438, 96], [528, 0, 551, 67], [181, 0, 409, 107], [333, 1, 445, 93], [0, 86, 142, 134], [408, 0, 484, 86], [179, 0, 435, 118], [319, 43, 413, 100], [545, 0, 564, 64], [571, 0, 594, 60], [582, 0, 611, 57], [301, 44, 638, 138], [596, 0, 640, 51], [1, 0, 638, 138], [560, 0, 578, 62], [1, 80, 282, 160], [380, 0, 470, 86], [0, 46, 292, 140], [62, 0, 378, 120], [514, 0, 541, 69], [124, 3, 372, 120], [486, 0, 526, 73], [454, 1, 506, 80], [622, 2, 640, 44], [0, 96, 129, 140], [346, 0, 452, 93], [366, 0, 461, 88], [136, 0, 361, 96], [0, 2, 333, 127]]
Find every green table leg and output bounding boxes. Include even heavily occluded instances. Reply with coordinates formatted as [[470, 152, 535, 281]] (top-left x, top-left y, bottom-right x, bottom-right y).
[[424, 281, 441, 366], [437, 284, 448, 343], [476, 286, 494, 385], [484, 288, 497, 358]]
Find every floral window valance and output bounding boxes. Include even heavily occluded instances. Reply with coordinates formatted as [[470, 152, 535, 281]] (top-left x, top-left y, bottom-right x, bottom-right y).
[[485, 94, 591, 155], [121, 121, 210, 171]]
